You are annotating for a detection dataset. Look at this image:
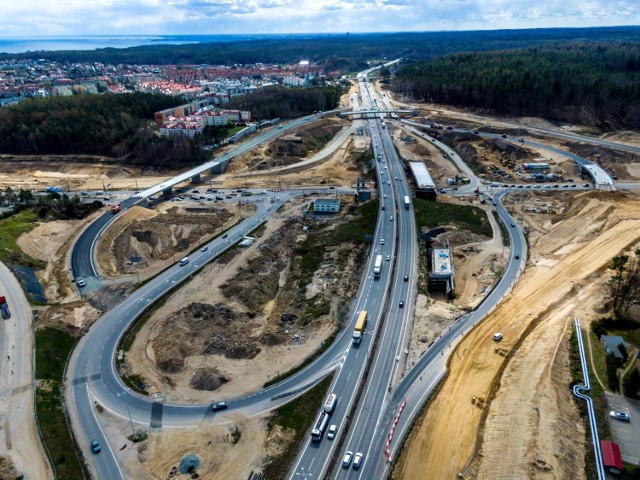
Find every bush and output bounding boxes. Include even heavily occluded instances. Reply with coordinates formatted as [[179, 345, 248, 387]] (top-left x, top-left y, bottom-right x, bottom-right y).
[[623, 368, 640, 399], [606, 353, 619, 392]]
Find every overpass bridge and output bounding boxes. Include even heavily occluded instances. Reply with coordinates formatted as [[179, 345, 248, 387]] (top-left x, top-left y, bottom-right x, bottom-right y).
[[337, 109, 417, 119]]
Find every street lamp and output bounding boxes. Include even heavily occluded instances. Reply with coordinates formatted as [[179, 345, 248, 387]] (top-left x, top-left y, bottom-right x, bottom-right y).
[[116, 388, 136, 440]]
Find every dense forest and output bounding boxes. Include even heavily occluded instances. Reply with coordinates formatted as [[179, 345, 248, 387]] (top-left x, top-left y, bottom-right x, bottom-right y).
[[0, 93, 209, 167], [392, 43, 640, 129], [3, 27, 640, 71], [227, 85, 343, 119]]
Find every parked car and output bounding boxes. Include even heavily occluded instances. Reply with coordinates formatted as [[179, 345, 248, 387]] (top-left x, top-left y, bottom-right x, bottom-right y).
[[90, 439, 101, 454], [212, 401, 228, 411], [610, 410, 630, 422], [342, 451, 353, 468]]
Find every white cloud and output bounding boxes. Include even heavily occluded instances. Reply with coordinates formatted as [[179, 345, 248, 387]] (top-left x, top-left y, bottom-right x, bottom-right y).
[[2, 0, 640, 35]]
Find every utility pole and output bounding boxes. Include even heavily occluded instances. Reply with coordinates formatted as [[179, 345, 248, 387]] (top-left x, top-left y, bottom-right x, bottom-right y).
[[117, 389, 136, 440]]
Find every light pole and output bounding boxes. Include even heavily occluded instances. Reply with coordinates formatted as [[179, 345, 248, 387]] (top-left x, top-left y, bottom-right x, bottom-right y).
[[117, 388, 136, 440]]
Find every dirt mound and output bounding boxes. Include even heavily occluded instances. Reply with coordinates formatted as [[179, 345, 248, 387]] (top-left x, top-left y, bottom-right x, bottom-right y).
[[152, 302, 262, 373], [565, 142, 640, 180], [189, 367, 229, 391], [98, 205, 234, 278]]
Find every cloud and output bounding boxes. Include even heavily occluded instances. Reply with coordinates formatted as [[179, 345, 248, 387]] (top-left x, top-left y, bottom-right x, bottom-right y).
[[2, 0, 640, 36]]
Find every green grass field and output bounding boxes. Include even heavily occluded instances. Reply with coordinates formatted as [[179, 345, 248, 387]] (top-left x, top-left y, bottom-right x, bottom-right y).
[[413, 198, 492, 237], [0, 209, 45, 267]]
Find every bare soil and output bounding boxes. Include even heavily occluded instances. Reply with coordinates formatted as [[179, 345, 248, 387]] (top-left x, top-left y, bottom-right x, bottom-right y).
[[126, 196, 366, 402], [96, 202, 242, 280], [394, 191, 640, 480]]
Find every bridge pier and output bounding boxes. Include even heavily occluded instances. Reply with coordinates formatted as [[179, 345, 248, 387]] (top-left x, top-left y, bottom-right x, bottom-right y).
[[162, 187, 173, 198], [190, 174, 202, 184], [210, 159, 230, 174]]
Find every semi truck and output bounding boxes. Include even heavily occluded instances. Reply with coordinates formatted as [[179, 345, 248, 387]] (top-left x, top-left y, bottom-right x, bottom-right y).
[[311, 411, 330, 441], [373, 254, 383, 279], [352, 311, 368, 344], [0, 296, 11, 319], [324, 393, 337, 413], [404, 195, 410, 210]]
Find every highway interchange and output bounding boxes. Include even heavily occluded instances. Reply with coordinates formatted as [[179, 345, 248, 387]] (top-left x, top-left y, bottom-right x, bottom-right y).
[[58, 60, 629, 480]]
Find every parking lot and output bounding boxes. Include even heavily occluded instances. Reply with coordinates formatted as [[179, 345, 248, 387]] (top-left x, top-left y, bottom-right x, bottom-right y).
[[606, 392, 640, 464]]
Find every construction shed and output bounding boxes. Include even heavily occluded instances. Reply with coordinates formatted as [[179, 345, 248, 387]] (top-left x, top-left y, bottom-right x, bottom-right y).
[[601, 440, 623, 475]]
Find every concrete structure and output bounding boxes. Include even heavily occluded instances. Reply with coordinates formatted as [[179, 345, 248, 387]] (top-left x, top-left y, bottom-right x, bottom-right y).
[[601, 440, 623, 475], [239, 236, 255, 247], [408, 161, 437, 200], [582, 164, 615, 190], [428, 242, 455, 297], [313, 198, 341, 213]]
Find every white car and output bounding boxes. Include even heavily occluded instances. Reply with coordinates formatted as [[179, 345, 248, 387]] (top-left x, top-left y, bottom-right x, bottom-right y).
[[353, 452, 363, 469], [327, 424, 337, 439], [342, 451, 353, 468], [179, 257, 189, 266], [386, 255, 391, 261], [76, 278, 86, 288], [492, 332, 503, 342], [201, 246, 208, 252]]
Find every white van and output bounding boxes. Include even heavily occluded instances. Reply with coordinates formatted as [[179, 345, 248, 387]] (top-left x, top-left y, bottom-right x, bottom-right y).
[[324, 393, 337, 413], [179, 257, 189, 266]]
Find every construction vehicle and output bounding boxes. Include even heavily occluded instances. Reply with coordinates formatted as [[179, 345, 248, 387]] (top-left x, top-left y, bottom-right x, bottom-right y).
[[0, 296, 11, 319]]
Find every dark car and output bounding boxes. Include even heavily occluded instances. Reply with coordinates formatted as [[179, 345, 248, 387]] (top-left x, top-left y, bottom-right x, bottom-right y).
[[404, 275, 409, 282], [192, 190, 199, 194], [90, 439, 101, 454], [399, 301, 405, 308], [226, 195, 233, 199], [222, 234, 228, 239], [212, 401, 228, 411], [215, 196, 224, 200], [501, 134, 507, 138], [515, 255, 520, 260]]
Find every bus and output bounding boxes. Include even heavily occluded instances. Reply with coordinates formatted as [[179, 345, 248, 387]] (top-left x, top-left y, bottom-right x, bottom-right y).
[[404, 195, 410, 210], [352, 311, 368, 344]]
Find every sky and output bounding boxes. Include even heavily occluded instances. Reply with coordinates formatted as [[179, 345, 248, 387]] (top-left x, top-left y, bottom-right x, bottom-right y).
[[3, 0, 640, 36]]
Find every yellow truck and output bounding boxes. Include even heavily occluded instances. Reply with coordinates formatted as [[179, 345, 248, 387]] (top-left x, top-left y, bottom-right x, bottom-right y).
[[352, 311, 368, 345]]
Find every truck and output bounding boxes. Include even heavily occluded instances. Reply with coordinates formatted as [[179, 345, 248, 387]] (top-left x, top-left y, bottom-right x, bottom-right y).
[[373, 255, 383, 279], [324, 393, 337, 413], [311, 411, 329, 441], [111, 203, 121, 214], [404, 195, 410, 210], [0, 296, 11, 319], [352, 311, 368, 345]]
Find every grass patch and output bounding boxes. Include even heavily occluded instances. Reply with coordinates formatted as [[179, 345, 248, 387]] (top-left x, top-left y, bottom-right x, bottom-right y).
[[492, 211, 510, 247], [413, 197, 492, 237], [328, 199, 379, 244], [263, 374, 334, 479], [0, 209, 45, 267], [35, 327, 84, 480]]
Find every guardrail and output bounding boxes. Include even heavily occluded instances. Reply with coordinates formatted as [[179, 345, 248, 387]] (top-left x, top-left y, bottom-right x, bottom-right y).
[[572, 317, 605, 480]]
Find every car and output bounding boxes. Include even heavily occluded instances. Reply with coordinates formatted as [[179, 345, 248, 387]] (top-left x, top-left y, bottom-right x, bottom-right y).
[[222, 234, 228, 239], [609, 410, 630, 422], [386, 255, 391, 261], [95, 190, 103, 195], [472, 130, 479, 135], [383, 194, 387, 198], [387, 181, 391, 185], [76, 278, 86, 288], [517, 185, 524, 189], [525, 185, 532, 189], [328, 186, 336, 189], [103, 197, 111, 201], [90, 439, 101, 454], [492, 202, 497, 206], [519, 138, 525, 142], [278, 125, 284, 129], [446, 126, 453, 130], [381, 204, 385, 210], [511, 223, 515, 227], [201, 246, 208, 252], [384, 166, 388, 169], [226, 195, 233, 199], [515, 255, 520, 260], [561, 185, 568, 188], [533, 185, 541, 189], [389, 216, 394, 222], [570, 184, 577, 188], [236, 189, 243, 193], [404, 275, 409, 282], [399, 301, 405, 308], [380, 239, 385, 245], [212, 401, 228, 411], [583, 183, 591, 188], [353, 452, 363, 469], [80, 191, 88, 195], [327, 424, 337, 439], [493, 332, 503, 341], [552, 185, 559, 188], [192, 190, 199, 194], [501, 134, 507, 138], [342, 451, 353, 468], [179, 257, 189, 266], [215, 196, 224, 201]]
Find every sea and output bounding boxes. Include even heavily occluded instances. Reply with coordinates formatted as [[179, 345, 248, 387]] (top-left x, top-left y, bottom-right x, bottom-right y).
[[0, 34, 331, 54]]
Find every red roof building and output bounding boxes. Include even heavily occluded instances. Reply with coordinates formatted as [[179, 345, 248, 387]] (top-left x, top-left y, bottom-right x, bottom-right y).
[[601, 440, 623, 475]]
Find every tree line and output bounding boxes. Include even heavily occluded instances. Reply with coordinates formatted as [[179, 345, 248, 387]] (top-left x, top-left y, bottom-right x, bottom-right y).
[[0, 93, 209, 168], [3, 27, 640, 73], [226, 85, 343, 120], [392, 43, 640, 129]]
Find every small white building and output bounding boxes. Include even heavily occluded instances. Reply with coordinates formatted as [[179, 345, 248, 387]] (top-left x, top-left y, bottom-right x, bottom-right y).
[[313, 198, 341, 213]]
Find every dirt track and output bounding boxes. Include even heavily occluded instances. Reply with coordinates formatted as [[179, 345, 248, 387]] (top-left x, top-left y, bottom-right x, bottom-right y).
[[395, 192, 640, 479]]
